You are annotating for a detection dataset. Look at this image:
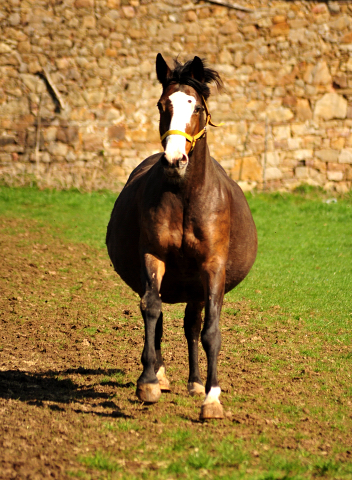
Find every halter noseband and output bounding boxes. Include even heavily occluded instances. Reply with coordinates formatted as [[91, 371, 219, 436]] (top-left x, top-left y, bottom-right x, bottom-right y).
[[160, 96, 223, 151]]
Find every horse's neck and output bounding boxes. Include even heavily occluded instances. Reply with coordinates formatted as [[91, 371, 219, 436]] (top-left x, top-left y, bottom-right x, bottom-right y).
[[184, 137, 214, 193]]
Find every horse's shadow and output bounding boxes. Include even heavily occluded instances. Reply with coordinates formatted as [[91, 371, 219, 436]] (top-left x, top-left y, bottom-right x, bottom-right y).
[[0, 368, 134, 418]]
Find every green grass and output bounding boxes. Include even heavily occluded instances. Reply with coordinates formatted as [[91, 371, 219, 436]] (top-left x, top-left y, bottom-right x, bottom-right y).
[[0, 186, 116, 247], [230, 190, 352, 333], [78, 450, 121, 472], [72, 426, 352, 480], [1, 185, 351, 331]]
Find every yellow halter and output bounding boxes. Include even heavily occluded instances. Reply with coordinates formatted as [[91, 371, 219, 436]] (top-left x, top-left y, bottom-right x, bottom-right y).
[[160, 96, 223, 151]]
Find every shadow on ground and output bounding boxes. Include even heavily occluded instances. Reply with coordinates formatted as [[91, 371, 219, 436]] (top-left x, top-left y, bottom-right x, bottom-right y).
[[0, 368, 134, 418]]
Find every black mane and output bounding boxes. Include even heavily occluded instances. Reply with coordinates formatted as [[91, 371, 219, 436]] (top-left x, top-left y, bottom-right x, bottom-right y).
[[164, 58, 223, 99]]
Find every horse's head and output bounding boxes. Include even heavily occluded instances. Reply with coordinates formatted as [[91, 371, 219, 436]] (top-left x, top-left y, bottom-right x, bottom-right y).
[[156, 54, 222, 179]]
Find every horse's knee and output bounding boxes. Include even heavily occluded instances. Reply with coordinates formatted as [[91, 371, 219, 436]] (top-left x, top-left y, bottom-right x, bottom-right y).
[[201, 327, 221, 352], [140, 290, 162, 319]]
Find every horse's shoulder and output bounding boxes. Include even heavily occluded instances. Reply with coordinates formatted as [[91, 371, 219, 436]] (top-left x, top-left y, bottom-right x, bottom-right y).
[[211, 156, 227, 175], [211, 157, 242, 193], [125, 153, 163, 186]]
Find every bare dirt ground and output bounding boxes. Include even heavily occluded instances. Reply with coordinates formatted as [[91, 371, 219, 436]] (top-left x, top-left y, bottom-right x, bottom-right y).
[[1, 217, 351, 479]]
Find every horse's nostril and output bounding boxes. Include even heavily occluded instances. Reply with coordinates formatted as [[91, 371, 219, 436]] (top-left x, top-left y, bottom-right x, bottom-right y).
[[162, 153, 188, 170], [180, 154, 188, 165], [177, 155, 188, 169]]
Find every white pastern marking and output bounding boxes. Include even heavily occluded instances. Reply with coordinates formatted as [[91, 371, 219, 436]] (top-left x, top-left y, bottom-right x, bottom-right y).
[[156, 366, 165, 378], [202, 386, 221, 405], [164, 92, 195, 162]]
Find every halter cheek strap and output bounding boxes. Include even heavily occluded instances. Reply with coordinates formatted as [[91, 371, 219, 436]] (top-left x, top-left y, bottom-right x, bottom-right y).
[[160, 96, 223, 151]]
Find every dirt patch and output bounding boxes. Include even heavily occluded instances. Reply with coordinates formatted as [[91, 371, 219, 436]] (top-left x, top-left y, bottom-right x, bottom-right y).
[[1, 217, 351, 479]]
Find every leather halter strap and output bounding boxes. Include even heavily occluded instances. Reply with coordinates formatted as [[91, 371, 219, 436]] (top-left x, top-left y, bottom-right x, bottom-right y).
[[160, 96, 223, 151]]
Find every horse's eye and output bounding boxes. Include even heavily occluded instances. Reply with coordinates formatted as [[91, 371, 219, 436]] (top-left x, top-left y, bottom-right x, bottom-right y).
[[194, 105, 203, 114]]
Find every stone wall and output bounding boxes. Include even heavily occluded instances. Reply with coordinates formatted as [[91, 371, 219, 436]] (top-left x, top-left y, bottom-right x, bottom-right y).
[[1, 0, 352, 191]]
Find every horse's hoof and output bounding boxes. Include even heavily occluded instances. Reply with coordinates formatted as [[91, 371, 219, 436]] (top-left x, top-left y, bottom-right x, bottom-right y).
[[136, 382, 161, 403], [187, 382, 205, 396], [200, 402, 224, 420], [156, 366, 171, 391]]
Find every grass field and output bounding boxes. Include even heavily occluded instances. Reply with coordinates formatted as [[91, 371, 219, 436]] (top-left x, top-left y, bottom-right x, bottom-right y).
[[0, 185, 351, 479], [1, 185, 351, 325]]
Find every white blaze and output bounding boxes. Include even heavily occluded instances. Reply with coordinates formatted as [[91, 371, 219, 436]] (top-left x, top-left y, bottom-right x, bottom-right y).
[[164, 91, 196, 163]]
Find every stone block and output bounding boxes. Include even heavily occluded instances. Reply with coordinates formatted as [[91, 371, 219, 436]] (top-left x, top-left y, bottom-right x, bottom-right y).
[[293, 149, 313, 160], [57, 126, 79, 144], [223, 134, 240, 147], [99, 15, 116, 30], [346, 166, 352, 181], [296, 99, 312, 121], [220, 19, 238, 35], [0, 100, 30, 116], [231, 156, 262, 182], [295, 166, 309, 179], [108, 125, 125, 140], [244, 49, 263, 65], [315, 149, 339, 162], [0, 153, 12, 164], [262, 151, 280, 167], [312, 4, 328, 14], [327, 170, 344, 181], [0, 136, 16, 146], [83, 90, 105, 105], [48, 142, 69, 156], [43, 127, 57, 143], [327, 163, 345, 175], [83, 134, 103, 152], [271, 22, 290, 37], [273, 125, 291, 140], [122, 6, 135, 18], [339, 149, 352, 164], [75, 0, 94, 7], [264, 167, 283, 180], [346, 58, 352, 72], [314, 93, 347, 120], [330, 15, 350, 31], [287, 137, 301, 150], [92, 42, 104, 56], [28, 61, 42, 74], [242, 25, 258, 39], [260, 106, 294, 122], [305, 61, 332, 85], [82, 15, 96, 29], [331, 138, 345, 150], [341, 32, 352, 43]]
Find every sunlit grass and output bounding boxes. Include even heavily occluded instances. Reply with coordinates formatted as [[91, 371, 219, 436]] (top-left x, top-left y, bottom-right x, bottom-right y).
[[1, 185, 351, 330]]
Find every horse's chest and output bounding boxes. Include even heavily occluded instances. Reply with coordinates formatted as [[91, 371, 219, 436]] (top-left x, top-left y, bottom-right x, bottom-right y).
[[144, 204, 202, 255]]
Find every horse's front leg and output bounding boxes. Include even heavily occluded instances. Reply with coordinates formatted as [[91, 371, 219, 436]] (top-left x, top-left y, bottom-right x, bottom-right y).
[[155, 311, 170, 391], [200, 264, 226, 420], [137, 253, 165, 403]]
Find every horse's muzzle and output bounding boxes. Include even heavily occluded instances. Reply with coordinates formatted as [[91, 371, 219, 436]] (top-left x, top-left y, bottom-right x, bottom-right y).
[[161, 153, 188, 176]]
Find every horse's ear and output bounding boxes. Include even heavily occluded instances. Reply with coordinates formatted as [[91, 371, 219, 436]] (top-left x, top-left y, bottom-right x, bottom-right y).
[[189, 56, 205, 83], [156, 53, 172, 85]]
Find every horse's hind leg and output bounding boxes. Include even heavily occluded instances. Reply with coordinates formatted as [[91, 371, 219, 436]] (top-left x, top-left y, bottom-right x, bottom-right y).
[[155, 312, 170, 391], [184, 302, 206, 397]]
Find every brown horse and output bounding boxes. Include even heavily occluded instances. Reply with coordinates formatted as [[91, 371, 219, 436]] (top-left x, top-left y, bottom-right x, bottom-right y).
[[106, 54, 257, 419]]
